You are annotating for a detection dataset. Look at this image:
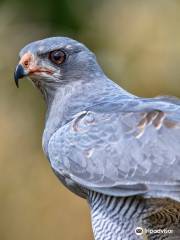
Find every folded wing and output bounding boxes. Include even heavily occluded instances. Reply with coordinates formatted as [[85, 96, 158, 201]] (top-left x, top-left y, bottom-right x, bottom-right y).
[[48, 98, 180, 200]]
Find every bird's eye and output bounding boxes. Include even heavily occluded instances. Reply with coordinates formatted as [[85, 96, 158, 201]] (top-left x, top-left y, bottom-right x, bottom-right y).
[[49, 50, 66, 65]]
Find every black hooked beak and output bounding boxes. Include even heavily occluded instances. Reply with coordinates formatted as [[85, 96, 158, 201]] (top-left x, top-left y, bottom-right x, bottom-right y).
[[14, 64, 27, 88]]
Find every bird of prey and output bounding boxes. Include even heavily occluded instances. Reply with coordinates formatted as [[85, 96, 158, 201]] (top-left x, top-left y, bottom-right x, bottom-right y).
[[14, 37, 180, 240]]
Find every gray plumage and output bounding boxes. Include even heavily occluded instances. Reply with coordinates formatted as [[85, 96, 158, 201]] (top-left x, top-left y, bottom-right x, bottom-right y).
[[15, 37, 180, 239]]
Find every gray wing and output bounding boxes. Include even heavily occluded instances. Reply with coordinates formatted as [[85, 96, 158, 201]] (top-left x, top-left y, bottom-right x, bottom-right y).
[[48, 99, 180, 200]]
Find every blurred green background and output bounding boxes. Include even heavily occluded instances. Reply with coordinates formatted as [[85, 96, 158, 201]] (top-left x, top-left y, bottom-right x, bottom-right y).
[[1, 0, 180, 239]]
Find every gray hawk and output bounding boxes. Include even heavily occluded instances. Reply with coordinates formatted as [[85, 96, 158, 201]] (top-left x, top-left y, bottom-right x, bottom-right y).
[[14, 37, 180, 240]]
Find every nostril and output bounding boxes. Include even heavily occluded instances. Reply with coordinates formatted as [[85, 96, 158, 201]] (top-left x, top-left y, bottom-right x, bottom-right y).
[[24, 60, 29, 67]]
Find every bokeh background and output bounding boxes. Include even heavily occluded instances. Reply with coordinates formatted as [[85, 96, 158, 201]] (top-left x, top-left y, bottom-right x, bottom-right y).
[[1, 0, 180, 239]]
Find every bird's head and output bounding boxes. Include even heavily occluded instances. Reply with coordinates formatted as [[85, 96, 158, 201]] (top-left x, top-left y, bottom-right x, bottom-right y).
[[14, 37, 102, 94]]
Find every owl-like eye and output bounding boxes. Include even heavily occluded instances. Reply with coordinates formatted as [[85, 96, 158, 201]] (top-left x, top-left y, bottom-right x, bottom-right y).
[[49, 50, 66, 65]]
